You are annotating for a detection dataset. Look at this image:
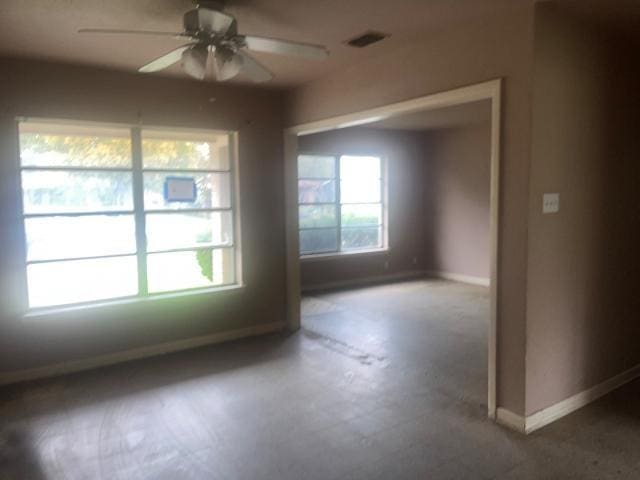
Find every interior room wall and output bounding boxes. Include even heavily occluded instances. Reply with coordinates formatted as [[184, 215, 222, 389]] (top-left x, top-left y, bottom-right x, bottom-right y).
[[0, 58, 286, 377], [423, 122, 492, 281], [286, 3, 534, 416], [525, 3, 640, 415], [297, 127, 428, 290]]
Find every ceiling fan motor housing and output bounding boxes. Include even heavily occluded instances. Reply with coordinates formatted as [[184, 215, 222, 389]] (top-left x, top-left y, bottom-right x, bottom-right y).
[[184, 8, 237, 37], [195, 0, 226, 9]]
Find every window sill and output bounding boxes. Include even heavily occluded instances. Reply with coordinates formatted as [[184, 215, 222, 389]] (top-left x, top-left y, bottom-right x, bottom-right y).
[[300, 248, 389, 263], [22, 283, 245, 320]]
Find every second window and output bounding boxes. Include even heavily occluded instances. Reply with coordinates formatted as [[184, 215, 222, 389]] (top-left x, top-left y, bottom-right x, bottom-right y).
[[298, 154, 385, 256]]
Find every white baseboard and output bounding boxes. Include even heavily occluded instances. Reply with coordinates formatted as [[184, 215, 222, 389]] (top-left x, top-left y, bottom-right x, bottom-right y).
[[496, 407, 526, 433], [524, 362, 640, 433], [427, 271, 490, 287], [0, 321, 285, 386], [497, 362, 640, 434], [301, 270, 427, 293]]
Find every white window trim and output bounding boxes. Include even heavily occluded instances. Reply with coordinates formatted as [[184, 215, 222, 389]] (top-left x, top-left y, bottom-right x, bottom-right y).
[[22, 284, 246, 320], [16, 117, 243, 315], [299, 247, 389, 263], [298, 151, 388, 258]]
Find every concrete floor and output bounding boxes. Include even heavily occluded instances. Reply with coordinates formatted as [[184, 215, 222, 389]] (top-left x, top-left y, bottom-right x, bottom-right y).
[[1, 279, 639, 479]]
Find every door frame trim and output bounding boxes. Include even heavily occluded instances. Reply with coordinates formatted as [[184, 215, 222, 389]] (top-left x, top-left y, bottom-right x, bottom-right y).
[[283, 79, 502, 418]]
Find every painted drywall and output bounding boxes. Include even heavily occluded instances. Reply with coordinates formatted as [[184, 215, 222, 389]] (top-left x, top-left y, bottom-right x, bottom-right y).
[[297, 127, 428, 289], [0, 58, 286, 375], [525, 3, 640, 415], [298, 122, 491, 290], [286, 4, 534, 415], [424, 122, 491, 280]]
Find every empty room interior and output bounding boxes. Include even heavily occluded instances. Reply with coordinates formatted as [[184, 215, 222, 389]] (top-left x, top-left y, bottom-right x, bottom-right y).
[[298, 100, 494, 414], [0, 1, 639, 479]]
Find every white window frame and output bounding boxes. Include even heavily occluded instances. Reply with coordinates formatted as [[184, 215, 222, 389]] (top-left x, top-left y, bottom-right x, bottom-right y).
[[17, 118, 242, 312], [298, 152, 388, 258]]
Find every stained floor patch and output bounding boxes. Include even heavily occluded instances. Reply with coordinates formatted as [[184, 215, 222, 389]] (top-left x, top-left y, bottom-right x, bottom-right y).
[[302, 328, 387, 367]]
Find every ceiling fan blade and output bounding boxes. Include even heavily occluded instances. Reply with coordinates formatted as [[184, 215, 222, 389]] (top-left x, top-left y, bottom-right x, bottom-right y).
[[139, 45, 193, 73], [237, 50, 273, 83], [78, 28, 184, 38], [184, 8, 235, 35], [243, 35, 328, 60], [214, 49, 243, 81]]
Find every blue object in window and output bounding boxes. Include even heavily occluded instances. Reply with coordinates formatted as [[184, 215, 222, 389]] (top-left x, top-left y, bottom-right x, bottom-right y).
[[164, 176, 197, 203]]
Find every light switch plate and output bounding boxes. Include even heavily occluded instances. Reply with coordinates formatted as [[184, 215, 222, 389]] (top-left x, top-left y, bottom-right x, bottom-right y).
[[543, 193, 560, 214]]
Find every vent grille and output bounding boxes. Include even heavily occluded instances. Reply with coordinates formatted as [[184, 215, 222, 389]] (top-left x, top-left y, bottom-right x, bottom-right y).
[[345, 31, 389, 48]]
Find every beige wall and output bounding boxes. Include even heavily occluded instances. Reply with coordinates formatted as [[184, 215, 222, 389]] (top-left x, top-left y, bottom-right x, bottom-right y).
[[298, 127, 428, 289], [298, 122, 492, 290], [286, 4, 535, 415], [0, 58, 286, 375], [424, 122, 492, 280], [525, 3, 640, 415]]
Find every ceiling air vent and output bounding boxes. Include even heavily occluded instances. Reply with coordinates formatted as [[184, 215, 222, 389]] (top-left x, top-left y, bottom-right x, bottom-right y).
[[345, 31, 389, 48]]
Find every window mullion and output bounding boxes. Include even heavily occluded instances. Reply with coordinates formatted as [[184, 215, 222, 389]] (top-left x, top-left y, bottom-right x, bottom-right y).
[[381, 157, 386, 249], [131, 127, 148, 296], [229, 132, 242, 287], [335, 155, 342, 252]]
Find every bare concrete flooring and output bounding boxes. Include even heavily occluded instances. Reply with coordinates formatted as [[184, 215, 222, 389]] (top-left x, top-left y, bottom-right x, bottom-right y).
[[1, 279, 639, 479]]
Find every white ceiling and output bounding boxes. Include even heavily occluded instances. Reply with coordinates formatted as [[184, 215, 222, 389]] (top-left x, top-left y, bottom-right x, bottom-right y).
[[0, 0, 636, 87], [0, 0, 528, 87]]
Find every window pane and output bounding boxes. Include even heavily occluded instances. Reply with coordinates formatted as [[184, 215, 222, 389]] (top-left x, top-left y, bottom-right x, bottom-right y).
[[298, 179, 335, 203], [19, 123, 131, 168], [298, 155, 335, 178], [341, 227, 382, 250], [300, 228, 338, 254], [25, 215, 136, 261], [22, 170, 133, 214], [340, 155, 380, 180], [147, 248, 235, 293], [27, 256, 138, 308], [143, 172, 230, 210], [340, 178, 381, 203], [146, 212, 233, 252], [142, 130, 230, 170], [299, 205, 337, 228], [341, 204, 382, 227]]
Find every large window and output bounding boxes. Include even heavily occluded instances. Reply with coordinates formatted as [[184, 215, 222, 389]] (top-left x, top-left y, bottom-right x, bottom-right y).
[[19, 120, 238, 309], [298, 154, 385, 256]]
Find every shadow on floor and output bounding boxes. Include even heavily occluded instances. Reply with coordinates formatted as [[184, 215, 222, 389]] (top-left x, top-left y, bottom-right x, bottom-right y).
[[0, 330, 293, 418], [0, 428, 47, 480]]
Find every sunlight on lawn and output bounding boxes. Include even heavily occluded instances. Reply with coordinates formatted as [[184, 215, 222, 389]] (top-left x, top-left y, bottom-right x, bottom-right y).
[[28, 249, 230, 308]]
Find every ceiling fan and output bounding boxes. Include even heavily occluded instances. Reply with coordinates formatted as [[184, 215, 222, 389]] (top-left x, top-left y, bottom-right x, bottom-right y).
[[78, 0, 329, 83]]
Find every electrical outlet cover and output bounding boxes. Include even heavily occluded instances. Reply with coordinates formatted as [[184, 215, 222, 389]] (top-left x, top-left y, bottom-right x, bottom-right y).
[[543, 193, 560, 214]]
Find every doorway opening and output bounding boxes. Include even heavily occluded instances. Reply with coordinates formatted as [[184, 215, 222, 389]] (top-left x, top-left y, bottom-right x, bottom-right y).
[[284, 80, 501, 418]]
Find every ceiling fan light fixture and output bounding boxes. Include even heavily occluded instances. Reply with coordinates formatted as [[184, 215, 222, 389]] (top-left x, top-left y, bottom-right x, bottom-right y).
[[181, 44, 209, 80], [214, 47, 243, 81]]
